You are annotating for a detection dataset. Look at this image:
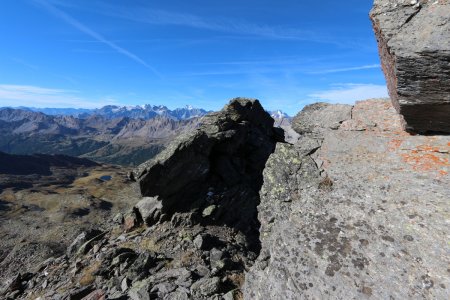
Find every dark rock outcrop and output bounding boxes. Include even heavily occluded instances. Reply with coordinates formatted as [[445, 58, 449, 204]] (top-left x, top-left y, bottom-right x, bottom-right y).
[[134, 98, 282, 246], [370, 0, 450, 133]]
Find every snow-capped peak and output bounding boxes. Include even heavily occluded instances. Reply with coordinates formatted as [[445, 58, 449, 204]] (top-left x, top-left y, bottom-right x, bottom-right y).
[[270, 110, 290, 119]]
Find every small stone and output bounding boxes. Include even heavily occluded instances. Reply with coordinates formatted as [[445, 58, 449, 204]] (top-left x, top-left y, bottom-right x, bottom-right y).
[[113, 213, 124, 224], [195, 265, 211, 277], [69, 285, 95, 299], [202, 205, 217, 217], [76, 231, 107, 255], [124, 214, 139, 232], [190, 277, 221, 298], [209, 248, 224, 264], [134, 197, 163, 226], [116, 235, 126, 242], [126, 252, 156, 279], [150, 282, 177, 298], [223, 289, 238, 300], [81, 289, 105, 300], [121, 277, 130, 292], [164, 289, 189, 300], [111, 250, 137, 267], [193, 234, 205, 250], [128, 279, 151, 300], [67, 229, 103, 257], [193, 233, 215, 250]]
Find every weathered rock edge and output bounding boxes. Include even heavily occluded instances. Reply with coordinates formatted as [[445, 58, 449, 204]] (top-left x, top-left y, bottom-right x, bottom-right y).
[[133, 98, 283, 248], [370, 0, 450, 133]]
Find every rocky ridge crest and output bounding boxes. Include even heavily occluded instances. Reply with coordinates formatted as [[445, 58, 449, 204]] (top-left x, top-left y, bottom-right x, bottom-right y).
[[244, 99, 449, 299]]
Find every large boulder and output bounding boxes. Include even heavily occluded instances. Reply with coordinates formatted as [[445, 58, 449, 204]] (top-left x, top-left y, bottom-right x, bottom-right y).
[[370, 0, 450, 133], [292, 103, 352, 135]]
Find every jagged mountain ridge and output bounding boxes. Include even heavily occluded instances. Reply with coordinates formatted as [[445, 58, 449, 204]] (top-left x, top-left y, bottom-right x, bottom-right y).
[[0, 108, 202, 166], [18, 105, 288, 121], [17, 104, 212, 120]]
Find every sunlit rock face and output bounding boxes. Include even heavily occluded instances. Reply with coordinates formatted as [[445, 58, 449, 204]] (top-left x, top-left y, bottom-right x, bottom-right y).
[[244, 99, 450, 299]]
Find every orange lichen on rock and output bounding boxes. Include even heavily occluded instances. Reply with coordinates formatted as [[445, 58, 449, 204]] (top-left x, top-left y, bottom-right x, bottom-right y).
[[388, 139, 404, 151], [415, 145, 444, 153], [401, 150, 449, 177]]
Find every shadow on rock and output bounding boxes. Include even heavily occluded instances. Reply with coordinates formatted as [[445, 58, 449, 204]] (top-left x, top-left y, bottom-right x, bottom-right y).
[[133, 98, 284, 253]]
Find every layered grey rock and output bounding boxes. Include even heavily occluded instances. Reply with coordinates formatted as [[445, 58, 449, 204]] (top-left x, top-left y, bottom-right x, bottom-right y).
[[134, 98, 282, 247], [292, 103, 352, 135], [370, 0, 450, 133], [244, 99, 450, 299]]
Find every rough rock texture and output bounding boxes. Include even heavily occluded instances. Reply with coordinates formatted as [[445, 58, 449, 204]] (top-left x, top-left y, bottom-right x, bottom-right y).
[[135, 97, 282, 247], [291, 103, 352, 135], [244, 99, 450, 299], [370, 0, 450, 133], [2, 98, 280, 300]]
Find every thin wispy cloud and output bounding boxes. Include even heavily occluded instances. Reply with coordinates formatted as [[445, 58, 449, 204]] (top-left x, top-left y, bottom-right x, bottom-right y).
[[72, 48, 116, 54], [181, 68, 276, 77], [308, 83, 388, 104], [11, 57, 78, 84], [57, 1, 338, 44], [308, 64, 381, 74], [11, 58, 39, 70], [32, 0, 162, 78], [0, 84, 119, 108]]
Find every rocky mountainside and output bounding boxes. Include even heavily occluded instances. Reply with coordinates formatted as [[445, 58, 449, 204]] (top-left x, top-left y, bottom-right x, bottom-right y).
[[21, 105, 211, 121], [0, 98, 449, 299], [370, 0, 450, 133], [0, 98, 283, 299], [1, 1, 449, 297], [0, 108, 201, 166], [0, 152, 139, 293]]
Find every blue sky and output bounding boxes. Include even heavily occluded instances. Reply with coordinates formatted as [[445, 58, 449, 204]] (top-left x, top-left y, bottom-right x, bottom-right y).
[[0, 0, 388, 115]]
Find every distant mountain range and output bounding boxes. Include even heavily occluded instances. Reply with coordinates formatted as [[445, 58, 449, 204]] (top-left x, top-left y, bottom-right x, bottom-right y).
[[18, 104, 211, 120], [17, 105, 290, 120], [0, 107, 201, 166], [0, 105, 291, 166]]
